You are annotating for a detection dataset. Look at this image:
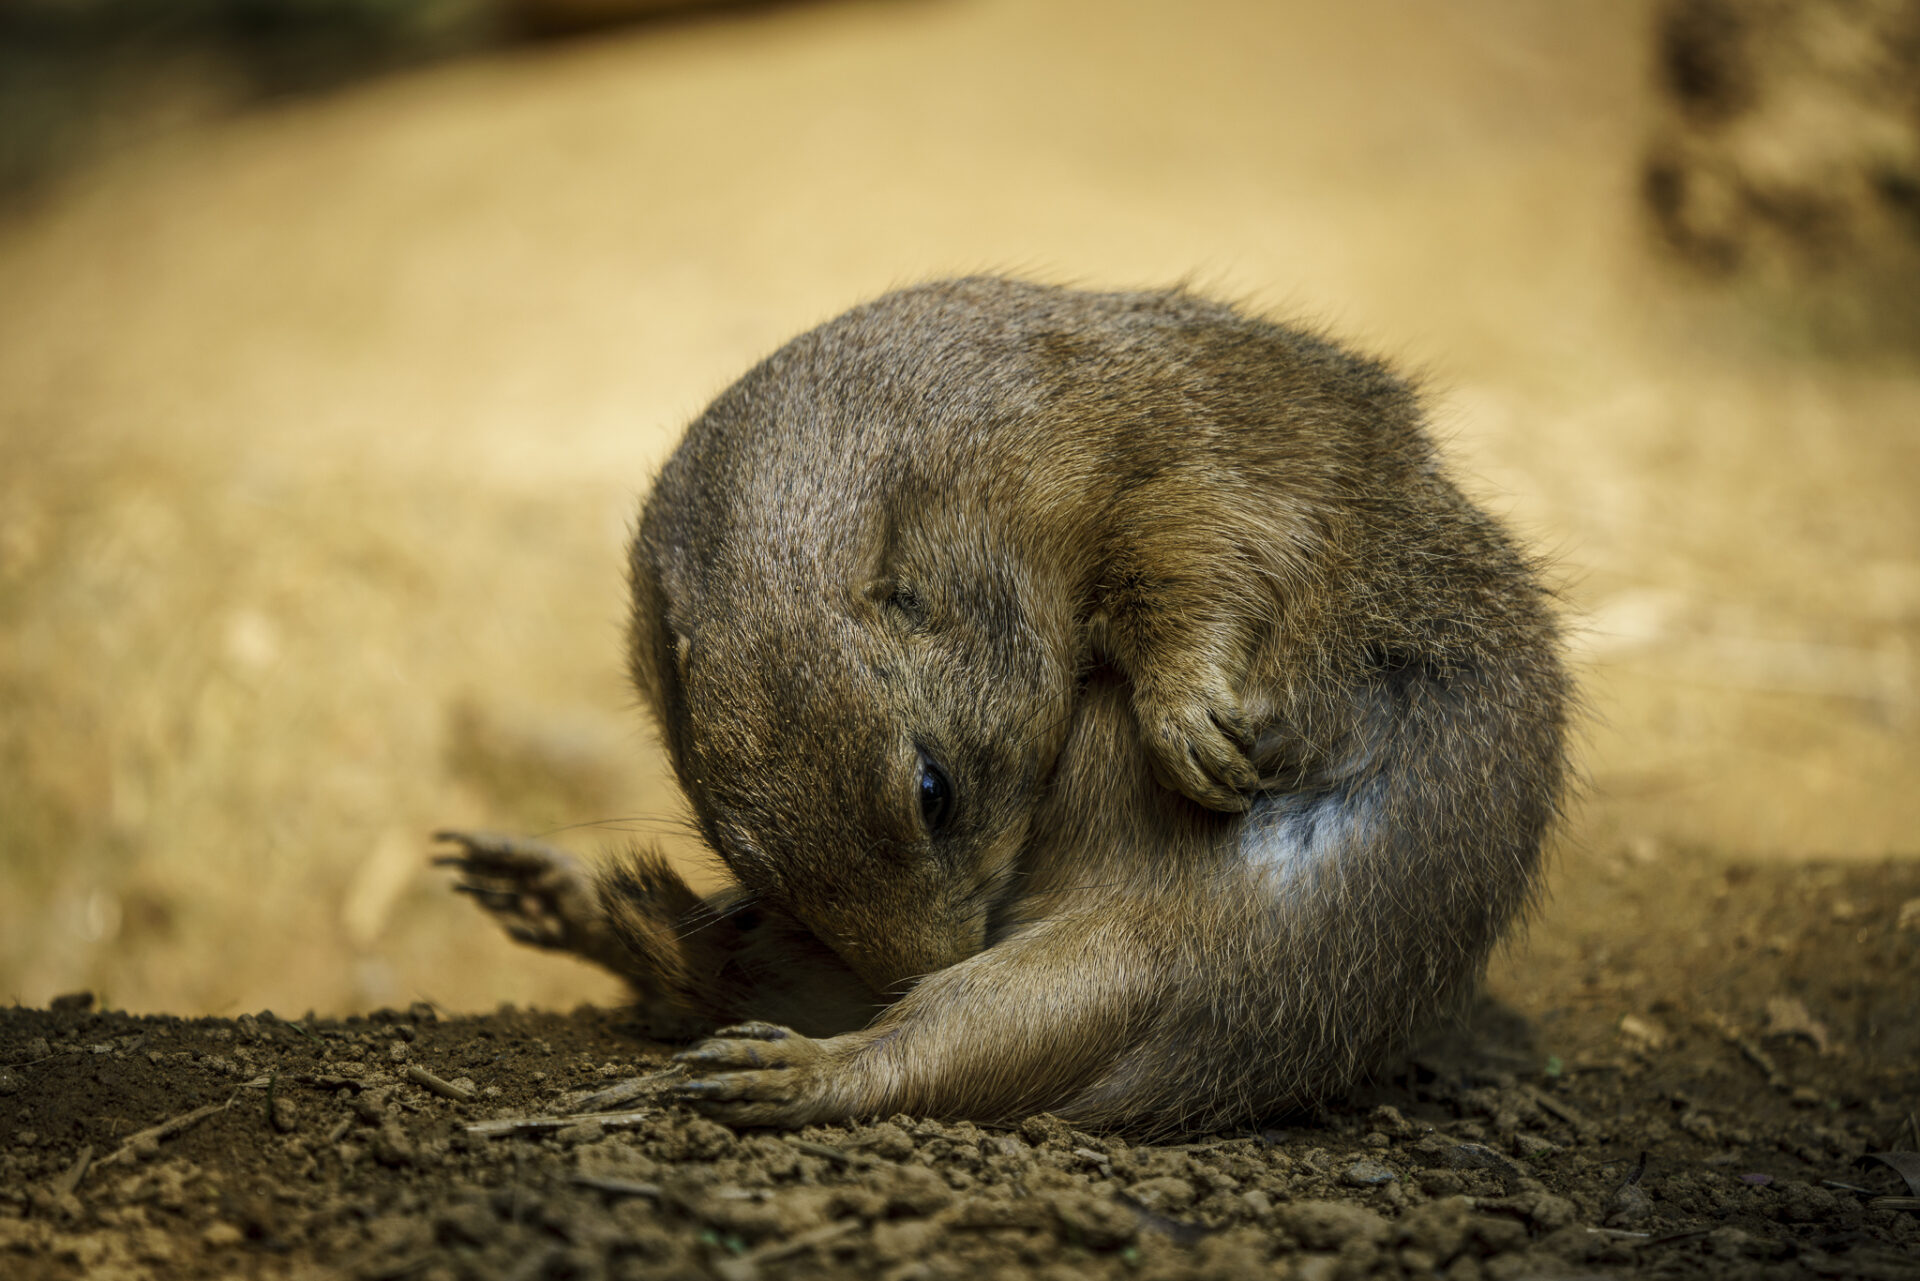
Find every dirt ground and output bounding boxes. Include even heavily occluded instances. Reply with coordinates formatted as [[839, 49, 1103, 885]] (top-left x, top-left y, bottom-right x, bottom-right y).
[[3, 0, 1919, 1276], [5, 844, 1919, 1280]]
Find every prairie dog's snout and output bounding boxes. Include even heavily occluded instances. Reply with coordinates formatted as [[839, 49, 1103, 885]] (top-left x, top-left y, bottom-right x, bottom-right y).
[[447, 275, 1570, 1133]]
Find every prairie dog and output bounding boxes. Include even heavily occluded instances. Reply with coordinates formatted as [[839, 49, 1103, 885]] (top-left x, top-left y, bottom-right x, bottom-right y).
[[442, 276, 1569, 1134]]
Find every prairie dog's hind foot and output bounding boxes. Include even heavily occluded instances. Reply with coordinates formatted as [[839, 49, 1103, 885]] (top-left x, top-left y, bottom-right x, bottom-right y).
[[437, 832, 880, 1041], [435, 829, 723, 1037], [434, 829, 611, 956]]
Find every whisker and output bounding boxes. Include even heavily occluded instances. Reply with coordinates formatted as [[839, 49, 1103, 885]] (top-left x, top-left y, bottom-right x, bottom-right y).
[[676, 893, 761, 937], [533, 815, 699, 840]]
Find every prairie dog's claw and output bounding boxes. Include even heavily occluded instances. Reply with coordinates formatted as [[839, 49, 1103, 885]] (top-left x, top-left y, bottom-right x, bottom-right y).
[[712, 1022, 792, 1040]]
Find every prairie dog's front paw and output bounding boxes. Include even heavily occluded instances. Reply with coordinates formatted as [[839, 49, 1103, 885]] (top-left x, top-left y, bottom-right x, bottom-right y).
[[671, 1024, 854, 1128], [1134, 674, 1259, 812]]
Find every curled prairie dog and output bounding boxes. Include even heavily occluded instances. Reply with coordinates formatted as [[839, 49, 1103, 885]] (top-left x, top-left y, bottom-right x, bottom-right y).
[[442, 276, 1569, 1134]]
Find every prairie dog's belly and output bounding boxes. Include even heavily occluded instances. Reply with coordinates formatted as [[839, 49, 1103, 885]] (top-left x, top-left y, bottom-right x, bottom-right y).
[[1237, 791, 1367, 885]]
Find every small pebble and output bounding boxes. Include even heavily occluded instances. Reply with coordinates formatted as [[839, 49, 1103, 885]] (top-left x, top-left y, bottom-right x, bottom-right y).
[[1606, 1182, 1652, 1226], [1343, 1159, 1397, 1186], [1513, 1133, 1560, 1160]]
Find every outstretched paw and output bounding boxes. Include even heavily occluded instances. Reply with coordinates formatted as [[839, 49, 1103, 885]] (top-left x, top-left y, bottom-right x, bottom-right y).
[[433, 829, 605, 956], [1134, 675, 1259, 813], [670, 1023, 846, 1128]]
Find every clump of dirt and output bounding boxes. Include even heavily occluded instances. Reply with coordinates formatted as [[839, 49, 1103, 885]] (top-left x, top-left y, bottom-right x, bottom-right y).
[[4, 848, 1918, 1280]]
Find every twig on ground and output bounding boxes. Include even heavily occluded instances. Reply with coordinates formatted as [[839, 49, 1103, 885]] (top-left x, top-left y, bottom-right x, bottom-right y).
[[712, 1219, 862, 1281], [53, 1145, 93, 1195], [571, 1174, 663, 1198], [403, 1064, 476, 1103], [783, 1137, 856, 1166], [465, 1109, 656, 1139], [1523, 1083, 1593, 1135], [95, 1096, 235, 1172], [563, 1069, 681, 1114]]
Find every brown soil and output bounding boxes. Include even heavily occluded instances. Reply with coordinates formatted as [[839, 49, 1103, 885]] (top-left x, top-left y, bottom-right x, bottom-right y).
[[6, 843, 1917, 1281]]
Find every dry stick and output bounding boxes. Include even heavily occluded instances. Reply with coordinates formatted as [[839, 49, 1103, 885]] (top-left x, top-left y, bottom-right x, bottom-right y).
[[53, 1145, 93, 1196], [571, 1174, 663, 1199], [564, 1070, 681, 1115], [752, 1218, 862, 1261], [1523, 1083, 1593, 1134], [2, 1052, 75, 1071], [95, 1096, 235, 1173], [402, 1064, 476, 1103], [713, 1219, 863, 1281], [464, 1109, 657, 1139], [783, 1137, 855, 1166], [1164, 1138, 1247, 1154]]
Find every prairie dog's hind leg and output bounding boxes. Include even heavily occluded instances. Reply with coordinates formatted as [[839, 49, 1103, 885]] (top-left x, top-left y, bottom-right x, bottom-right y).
[[437, 829, 734, 1038], [436, 831, 879, 1040]]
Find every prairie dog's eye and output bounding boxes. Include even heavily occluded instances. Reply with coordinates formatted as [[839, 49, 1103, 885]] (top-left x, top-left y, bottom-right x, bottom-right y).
[[917, 752, 954, 834]]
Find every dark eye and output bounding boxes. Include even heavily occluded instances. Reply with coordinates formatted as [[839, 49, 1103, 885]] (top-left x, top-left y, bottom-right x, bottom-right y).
[[917, 752, 954, 834]]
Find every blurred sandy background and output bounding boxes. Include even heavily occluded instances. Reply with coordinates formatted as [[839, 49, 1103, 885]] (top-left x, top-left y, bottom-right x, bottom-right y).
[[2, 0, 1916, 1018]]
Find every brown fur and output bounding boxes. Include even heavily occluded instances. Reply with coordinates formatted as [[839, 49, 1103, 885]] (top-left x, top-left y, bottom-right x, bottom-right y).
[[444, 276, 1570, 1135]]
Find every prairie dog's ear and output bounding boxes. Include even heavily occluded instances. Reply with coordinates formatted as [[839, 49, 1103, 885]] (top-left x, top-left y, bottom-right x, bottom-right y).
[[1084, 609, 1115, 663], [850, 505, 903, 609], [851, 509, 934, 629]]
